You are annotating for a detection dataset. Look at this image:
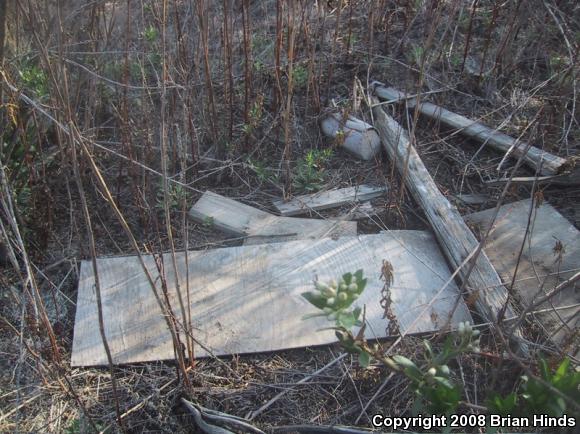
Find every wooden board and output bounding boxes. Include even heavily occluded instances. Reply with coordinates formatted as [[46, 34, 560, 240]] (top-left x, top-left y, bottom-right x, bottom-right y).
[[451, 194, 491, 206], [340, 201, 380, 220], [71, 232, 472, 366], [273, 185, 387, 216], [373, 84, 568, 176], [371, 99, 527, 353], [465, 199, 579, 354], [189, 191, 357, 244]]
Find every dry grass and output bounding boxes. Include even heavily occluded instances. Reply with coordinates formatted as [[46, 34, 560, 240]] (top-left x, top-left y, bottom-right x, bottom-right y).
[[0, 0, 578, 432]]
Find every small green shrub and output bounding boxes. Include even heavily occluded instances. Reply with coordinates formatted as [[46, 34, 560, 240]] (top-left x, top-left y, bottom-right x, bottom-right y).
[[143, 25, 159, 43], [293, 65, 308, 88], [18, 62, 49, 99], [247, 158, 277, 184], [155, 181, 189, 212], [242, 95, 264, 135], [292, 149, 333, 193], [488, 357, 580, 418], [202, 216, 215, 228], [303, 269, 579, 422], [303, 271, 479, 414]]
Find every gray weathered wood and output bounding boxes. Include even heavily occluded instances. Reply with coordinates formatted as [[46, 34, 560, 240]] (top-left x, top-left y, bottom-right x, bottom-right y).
[[340, 201, 380, 220], [320, 113, 381, 160], [71, 232, 472, 366], [273, 185, 387, 216], [189, 191, 357, 244], [371, 98, 527, 351], [373, 84, 568, 176], [485, 172, 580, 186], [451, 194, 490, 206], [465, 199, 579, 355]]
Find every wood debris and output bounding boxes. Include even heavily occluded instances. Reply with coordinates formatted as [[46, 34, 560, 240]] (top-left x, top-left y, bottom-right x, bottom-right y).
[[320, 113, 381, 161], [71, 232, 472, 366], [465, 199, 579, 356], [373, 83, 570, 176], [371, 96, 528, 353], [273, 184, 387, 216], [189, 191, 356, 245]]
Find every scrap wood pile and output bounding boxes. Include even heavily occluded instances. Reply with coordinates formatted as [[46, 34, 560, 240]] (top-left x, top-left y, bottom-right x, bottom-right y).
[[67, 83, 579, 432], [2, 1, 580, 432]]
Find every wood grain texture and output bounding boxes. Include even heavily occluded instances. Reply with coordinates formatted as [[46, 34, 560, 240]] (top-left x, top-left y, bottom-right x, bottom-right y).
[[273, 185, 387, 216], [189, 191, 357, 244], [320, 114, 381, 160], [465, 199, 579, 354], [374, 85, 567, 176], [371, 100, 527, 351], [71, 232, 472, 366]]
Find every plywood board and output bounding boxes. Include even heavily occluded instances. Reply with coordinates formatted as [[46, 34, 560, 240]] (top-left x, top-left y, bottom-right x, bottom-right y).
[[273, 185, 387, 216], [189, 191, 357, 244], [465, 199, 579, 353], [72, 232, 472, 366]]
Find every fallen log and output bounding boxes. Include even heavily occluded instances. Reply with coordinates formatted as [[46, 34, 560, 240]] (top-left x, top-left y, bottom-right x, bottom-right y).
[[373, 84, 568, 176], [320, 113, 381, 160], [371, 96, 527, 353]]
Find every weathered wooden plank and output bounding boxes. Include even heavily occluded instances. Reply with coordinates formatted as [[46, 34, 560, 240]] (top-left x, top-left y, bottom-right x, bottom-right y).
[[485, 172, 580, 186], [373, 84, 568, 176], [371, 98, 527, 352], [71, 232, 472, 366], [340, 201, 381, 220], [273, 185, 387, 217], [189, 191, 357, 244], [451, 194, 490, 206], [465, 199, 579, 355]]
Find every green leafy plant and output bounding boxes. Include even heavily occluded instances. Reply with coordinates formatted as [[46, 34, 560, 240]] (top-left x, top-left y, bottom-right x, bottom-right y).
[[64, 417, 108, 434], [304, 148, 333, 167], [450, 53, 463, 69], [302, 270, 481, 415], [488, 357, 580, 418], [247, 158, 277, 184], [65, 418, 81, 434], [292, 149, 333, 193], [147, 52, 162, 71], [155, 182, 189, 212], [402, 323, 479, 415], [292, 65, 308, 88], [18, 62, 49, 99], [303, 269, 580, 422], [242, 95, 264, 135], [202, 216, 215, 228], [410, 45, 424, 66], [347, 33, 359, 48], [143, 25, 159, 43], [303, 270, 369, 365], [253, 59, 265, 73]]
